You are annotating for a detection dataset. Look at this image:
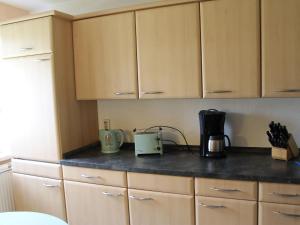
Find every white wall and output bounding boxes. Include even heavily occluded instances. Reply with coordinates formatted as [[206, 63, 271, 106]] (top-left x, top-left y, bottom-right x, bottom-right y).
[[98, 99, 300, 147], [0, 2, 28, 21], [0, 0, 160, 15]]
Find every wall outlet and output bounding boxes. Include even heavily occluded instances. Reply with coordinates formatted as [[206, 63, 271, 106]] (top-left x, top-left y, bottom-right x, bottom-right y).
[[103, 119, 111, 130]]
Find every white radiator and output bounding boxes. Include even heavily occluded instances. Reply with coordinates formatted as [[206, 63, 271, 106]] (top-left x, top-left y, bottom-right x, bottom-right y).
[[0, 163, 15, 212]]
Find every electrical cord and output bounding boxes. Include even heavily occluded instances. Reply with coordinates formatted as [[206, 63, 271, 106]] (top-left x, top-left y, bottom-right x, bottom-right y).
[[144, 125, 191, 151], [162, 139, 178, 145]]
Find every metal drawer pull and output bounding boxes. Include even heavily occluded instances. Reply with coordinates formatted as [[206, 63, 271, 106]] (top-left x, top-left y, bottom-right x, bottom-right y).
[[34, 58, 50, 62], [278, 89, 300, 93], [142, 91, 164, 95], [209, 187, 241, 192], [114, 92, 135, 95], [81, 174, 102, 179], [102, 192, 123, 197], [272, 211, 300, 218], [269, 192, 300, 198], [129, 195, 153, 201], [198, 203, 226, 209], [207, 90, 233, 94], [20, 47, 33, 51], [42, 183, 59, 188]]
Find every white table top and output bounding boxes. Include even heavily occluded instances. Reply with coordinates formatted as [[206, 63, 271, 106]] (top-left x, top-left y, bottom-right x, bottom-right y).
[[0, 212, 67, 225]]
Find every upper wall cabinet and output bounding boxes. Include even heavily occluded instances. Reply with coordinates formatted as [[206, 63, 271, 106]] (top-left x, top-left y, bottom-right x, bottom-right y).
[[0, 17, 52, 58], [136, 3, 202, 99], [73, 12, 138, 100], [262, 0, 300, 97], [201, 0, 260, 98]]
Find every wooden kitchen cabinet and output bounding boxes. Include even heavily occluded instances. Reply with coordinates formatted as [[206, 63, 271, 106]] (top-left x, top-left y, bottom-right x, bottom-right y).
[[195, 178, 257, 201], [0, 17, 52, 58], [5, 55, 60, 162], [259, 182, 300, 205], [64, 180, 129, 225], [262, 0, 300, 97], [136, 3, 202, 99], [196, 196, 257, 225], [200, 0, 260, 98], [259, 202, 300, 225], [13, 173, 66, 220], [1, 15, 98, 162], [63, 166, 127, 187], [128, 189, 195, 225], [73, 12, 138, 100]]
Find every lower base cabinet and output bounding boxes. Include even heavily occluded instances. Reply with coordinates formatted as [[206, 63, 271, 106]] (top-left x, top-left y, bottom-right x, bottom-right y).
[[259, 202, 300, 225], [128, 189, 195, 225], [196, 196, 257, 225], [64, 180, 130, 225], [13, 173, 66, 220]]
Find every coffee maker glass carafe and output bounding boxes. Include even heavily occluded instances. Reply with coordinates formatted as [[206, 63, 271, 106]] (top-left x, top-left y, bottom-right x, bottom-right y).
[[199, 109, 231, 157]]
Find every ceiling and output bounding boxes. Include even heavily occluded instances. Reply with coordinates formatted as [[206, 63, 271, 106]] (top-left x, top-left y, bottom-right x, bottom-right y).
[[0, 0, 159, 15]]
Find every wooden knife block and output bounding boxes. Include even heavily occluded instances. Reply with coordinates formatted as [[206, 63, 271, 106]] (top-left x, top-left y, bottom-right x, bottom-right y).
[[272, 134, 299, 161]]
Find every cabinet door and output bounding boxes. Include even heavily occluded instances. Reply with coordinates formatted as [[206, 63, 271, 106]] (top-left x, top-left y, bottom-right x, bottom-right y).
[[64, 180, 129, 225], [201, 0, 260, 98], [4, 54, 60, 162], [13, 173, 66, 220], [0, 17, 52, 58], [262, 0, 300, 97], [259, 202, 300, 225], [73, 12, 138, 100], [196, 196, 257, 225], [128, 189, 194, 225], [136, 3, 201, 99]]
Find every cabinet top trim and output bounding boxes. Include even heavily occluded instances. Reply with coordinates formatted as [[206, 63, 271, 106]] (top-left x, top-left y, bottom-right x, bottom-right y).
[[73, 0, 203, 21], [0, 10, 73, 26]]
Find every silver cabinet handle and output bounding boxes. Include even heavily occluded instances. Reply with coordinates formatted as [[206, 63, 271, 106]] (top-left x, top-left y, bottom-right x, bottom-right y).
[[198, 203, 226, 209], [142, 91, 164, 95], [114, 92, 135, 95], [129, 195, 153, 201], [81, 174, 102, 179], [34, 58, 50, 62], [207, 90, 233, 94], [20, 47, 33, 51], [209, 187, 241, 192], [42, 183, 59, 188], [269, 192, 300, 198], [102, 192, 123, 197], [277, 89, 300, 93], [272, 211, 300, 218]]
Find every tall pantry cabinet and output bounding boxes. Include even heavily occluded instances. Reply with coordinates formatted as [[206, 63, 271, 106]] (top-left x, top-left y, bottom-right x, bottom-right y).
[[0, 12, 98, 220]]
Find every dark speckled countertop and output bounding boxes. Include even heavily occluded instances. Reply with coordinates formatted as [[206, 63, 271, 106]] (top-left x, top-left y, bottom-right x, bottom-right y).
[[60, 144, 300, 184]]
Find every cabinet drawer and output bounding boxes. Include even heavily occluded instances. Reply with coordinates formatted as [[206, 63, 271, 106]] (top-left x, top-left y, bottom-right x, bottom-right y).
[[196, 196, 257, 225], [128, 189, 194, 225], [195, 178, 257, 200], [259, 182, 300, 205], [12, 159, 62, 179], [13, 173, 66, 220], [127, 172, 194, 195], [259, 202, 300, 225], [62, 166, 127, 187], [1, 17, 52, 58], [64, 181, 129, 225]]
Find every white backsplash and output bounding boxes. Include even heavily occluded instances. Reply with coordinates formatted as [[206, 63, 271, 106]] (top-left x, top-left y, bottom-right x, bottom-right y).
[[98, 98, 300, 147]]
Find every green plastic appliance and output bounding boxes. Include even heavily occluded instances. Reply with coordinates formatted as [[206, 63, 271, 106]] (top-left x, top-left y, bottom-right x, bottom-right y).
[[134, 132, 163, 156], [99, 129, 124, 154]]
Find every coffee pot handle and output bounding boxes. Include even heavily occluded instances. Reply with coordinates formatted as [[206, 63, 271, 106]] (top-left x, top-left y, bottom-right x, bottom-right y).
[[116, 129, 125, 147], [224, 135, 231, 148]]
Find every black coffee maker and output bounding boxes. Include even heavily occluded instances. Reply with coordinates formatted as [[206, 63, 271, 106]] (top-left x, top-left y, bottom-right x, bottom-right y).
[[199, 109, 231, 158]]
